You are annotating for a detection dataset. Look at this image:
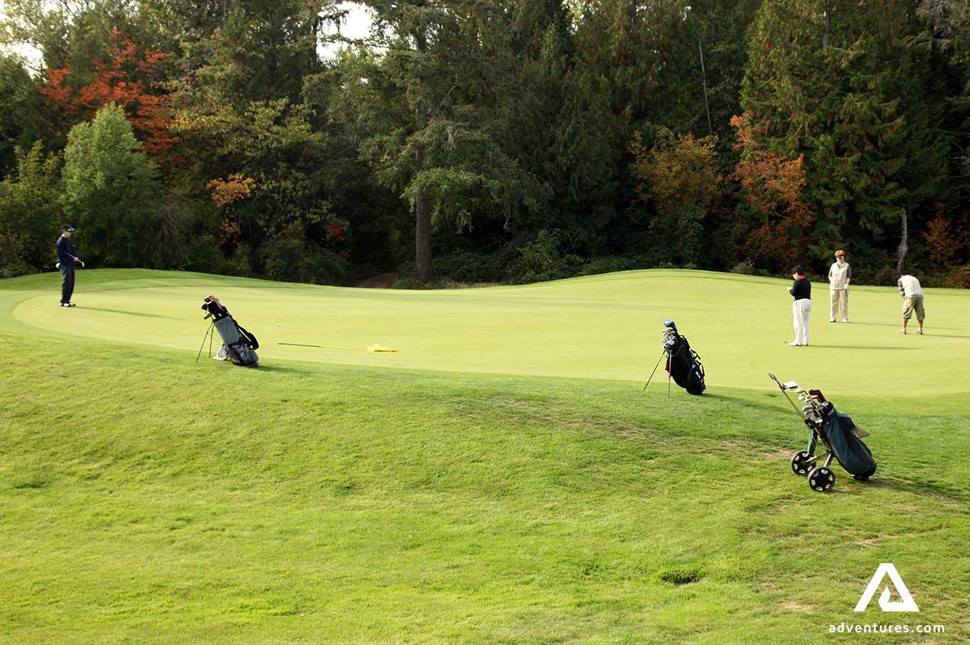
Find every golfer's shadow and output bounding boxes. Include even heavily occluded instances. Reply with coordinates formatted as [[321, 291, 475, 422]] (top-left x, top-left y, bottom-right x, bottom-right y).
[[82, 306, 180, 320], [817, 345, 919, 350]]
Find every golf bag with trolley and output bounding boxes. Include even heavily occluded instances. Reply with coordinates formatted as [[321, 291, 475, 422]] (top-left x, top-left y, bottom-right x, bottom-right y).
[[201, 295, 259, 367], [768, 373, 876, 493], [645, 320, 705, 395]]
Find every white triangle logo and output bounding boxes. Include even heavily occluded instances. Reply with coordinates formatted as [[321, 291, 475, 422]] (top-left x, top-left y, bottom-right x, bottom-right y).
[[854, 563, 919, 612]]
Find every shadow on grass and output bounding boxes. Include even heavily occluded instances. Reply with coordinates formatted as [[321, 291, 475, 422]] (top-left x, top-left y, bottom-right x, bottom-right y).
[[248, 363, 318, 375], [813, 345, 918, 350], [839, 321, 904, 328], [79, 306, 181, 320], [907, 333, 970, 339], [189, 361, 313, 377], [776, 477, 964, 501], [863, 476, 965, 502], [701, 392, 789, 413]]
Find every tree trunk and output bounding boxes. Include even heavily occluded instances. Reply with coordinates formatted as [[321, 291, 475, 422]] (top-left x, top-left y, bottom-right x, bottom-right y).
[[413, 28, 433, 283], [822, 1, 831, 48], [698, 39, 713, 135], [415, 191, 434, 281], [897, 207, 908, 274]]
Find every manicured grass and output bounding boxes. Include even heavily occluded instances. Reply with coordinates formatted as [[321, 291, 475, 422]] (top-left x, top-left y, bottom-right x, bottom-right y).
[[1, 270, 967, 643], [11, 268, 970, 395]]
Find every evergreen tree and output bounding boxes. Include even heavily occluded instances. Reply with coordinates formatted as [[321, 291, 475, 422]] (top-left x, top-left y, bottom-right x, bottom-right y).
[[61, 103, 161, 266], [0, 56, 47, 175], [739, 0, 951, 274], [336, 0, 553, 281], [0, 143, 63, 276]]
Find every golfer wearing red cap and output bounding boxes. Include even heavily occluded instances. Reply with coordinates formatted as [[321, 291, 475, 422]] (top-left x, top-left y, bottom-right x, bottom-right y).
[[828, 249, 851, 323]]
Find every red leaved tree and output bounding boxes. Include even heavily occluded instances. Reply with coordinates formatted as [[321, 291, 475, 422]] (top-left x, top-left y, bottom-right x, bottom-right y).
[[39, 30, 178, 160], [729, 114, 814, 272]]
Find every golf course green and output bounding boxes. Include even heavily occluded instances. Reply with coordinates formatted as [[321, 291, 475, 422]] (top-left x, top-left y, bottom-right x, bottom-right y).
[[8, 268, 970, 394], [1, 269, 967, 643]]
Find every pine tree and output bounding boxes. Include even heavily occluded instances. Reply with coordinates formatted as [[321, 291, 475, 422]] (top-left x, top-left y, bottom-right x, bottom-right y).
[[739, 0, 950, 273]]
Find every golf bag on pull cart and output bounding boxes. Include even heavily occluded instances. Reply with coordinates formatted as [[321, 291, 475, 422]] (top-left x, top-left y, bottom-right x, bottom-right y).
[[645, 320, 706, 395], [201, 295, 259, 367], [768, 373, 876, 493]]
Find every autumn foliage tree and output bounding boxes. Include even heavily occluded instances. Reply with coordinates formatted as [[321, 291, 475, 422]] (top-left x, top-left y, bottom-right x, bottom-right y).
[[631, 130, 721, 266], [924, 207, 968, 266], [39, 30, 178, 160], [729, 114, 814, 272], [208, 173, 256, 254]]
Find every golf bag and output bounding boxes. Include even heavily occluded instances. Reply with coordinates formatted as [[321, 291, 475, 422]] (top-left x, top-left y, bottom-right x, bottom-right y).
[[662, 321, 706, 395], [202, 295, 259, 367], [769, 373, 876, 493]]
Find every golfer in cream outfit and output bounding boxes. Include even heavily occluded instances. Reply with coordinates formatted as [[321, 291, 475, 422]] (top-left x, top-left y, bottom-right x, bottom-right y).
[[828, 250, 851, 323]]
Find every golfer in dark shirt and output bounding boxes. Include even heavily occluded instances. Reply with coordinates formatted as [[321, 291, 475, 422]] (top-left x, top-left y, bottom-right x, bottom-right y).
[[788, 265, 811, 346], [55, 225, 81, 307]]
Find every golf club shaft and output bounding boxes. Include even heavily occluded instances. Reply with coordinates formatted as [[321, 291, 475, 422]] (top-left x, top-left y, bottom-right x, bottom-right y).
[[278, 342, 366, 351]]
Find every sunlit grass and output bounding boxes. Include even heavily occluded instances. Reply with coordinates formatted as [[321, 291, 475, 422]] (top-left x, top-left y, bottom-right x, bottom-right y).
[[1, 270, 967, 643]]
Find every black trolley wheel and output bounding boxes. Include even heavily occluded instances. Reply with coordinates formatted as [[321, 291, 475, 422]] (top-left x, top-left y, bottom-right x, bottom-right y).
[[807, 466, 836, 493], [789, 450, 813, 477]]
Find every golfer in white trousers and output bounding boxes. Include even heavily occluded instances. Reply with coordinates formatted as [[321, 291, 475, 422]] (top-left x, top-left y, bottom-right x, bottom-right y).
[[788, 266, 812, 346]]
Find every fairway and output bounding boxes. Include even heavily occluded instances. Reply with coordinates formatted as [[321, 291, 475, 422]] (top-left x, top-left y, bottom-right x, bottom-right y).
[[9, 269, 970, 395], [1, 270, 968, 644]]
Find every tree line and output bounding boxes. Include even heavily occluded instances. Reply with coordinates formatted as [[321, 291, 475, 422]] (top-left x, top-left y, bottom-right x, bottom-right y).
[[1, 0, 967, 287]]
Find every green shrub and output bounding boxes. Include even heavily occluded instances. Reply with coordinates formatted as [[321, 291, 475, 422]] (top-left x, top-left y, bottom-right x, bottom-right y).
[[261, 224, 348, 285], [577, 256, 651, 276]]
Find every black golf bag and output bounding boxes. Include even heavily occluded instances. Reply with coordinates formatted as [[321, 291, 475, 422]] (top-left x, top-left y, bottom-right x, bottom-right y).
[[662, 321, 706, 395], [202, 295, 259, 367], [769, 373, 876, 493]]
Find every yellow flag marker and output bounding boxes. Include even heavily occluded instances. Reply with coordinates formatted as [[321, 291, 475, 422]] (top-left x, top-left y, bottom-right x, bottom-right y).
[[367, 344, 397, 353]]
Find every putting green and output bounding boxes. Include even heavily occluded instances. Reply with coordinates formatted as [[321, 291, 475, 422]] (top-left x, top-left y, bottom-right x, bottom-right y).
[[6, 268, 970, 395]]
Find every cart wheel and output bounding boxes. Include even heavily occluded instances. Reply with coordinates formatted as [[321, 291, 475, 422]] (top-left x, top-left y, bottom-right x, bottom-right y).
[[807, 466, 835, 493], [789, 451, 813, 476]]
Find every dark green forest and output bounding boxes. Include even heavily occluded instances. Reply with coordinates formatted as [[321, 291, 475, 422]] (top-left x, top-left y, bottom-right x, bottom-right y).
[[1, 0, 968, 286]]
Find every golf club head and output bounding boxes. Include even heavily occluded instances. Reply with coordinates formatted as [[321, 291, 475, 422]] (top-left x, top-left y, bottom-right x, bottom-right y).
[[663, 319, 677, 330]]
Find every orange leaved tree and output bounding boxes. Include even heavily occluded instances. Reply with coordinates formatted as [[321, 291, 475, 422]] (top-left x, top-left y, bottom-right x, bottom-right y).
[[39, 30, 177, 160], [729, 114, 814, 272]]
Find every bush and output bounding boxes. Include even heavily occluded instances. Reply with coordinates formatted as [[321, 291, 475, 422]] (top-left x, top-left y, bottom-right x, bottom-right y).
[[260, 224, 347, 285], [868, 266, 901, 287], [729, 260, 755, 275], [185, 233, 228, 275], [577, 256, 652, 277], [432, 251, 509, 284], [942, 265, 970, 289]]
